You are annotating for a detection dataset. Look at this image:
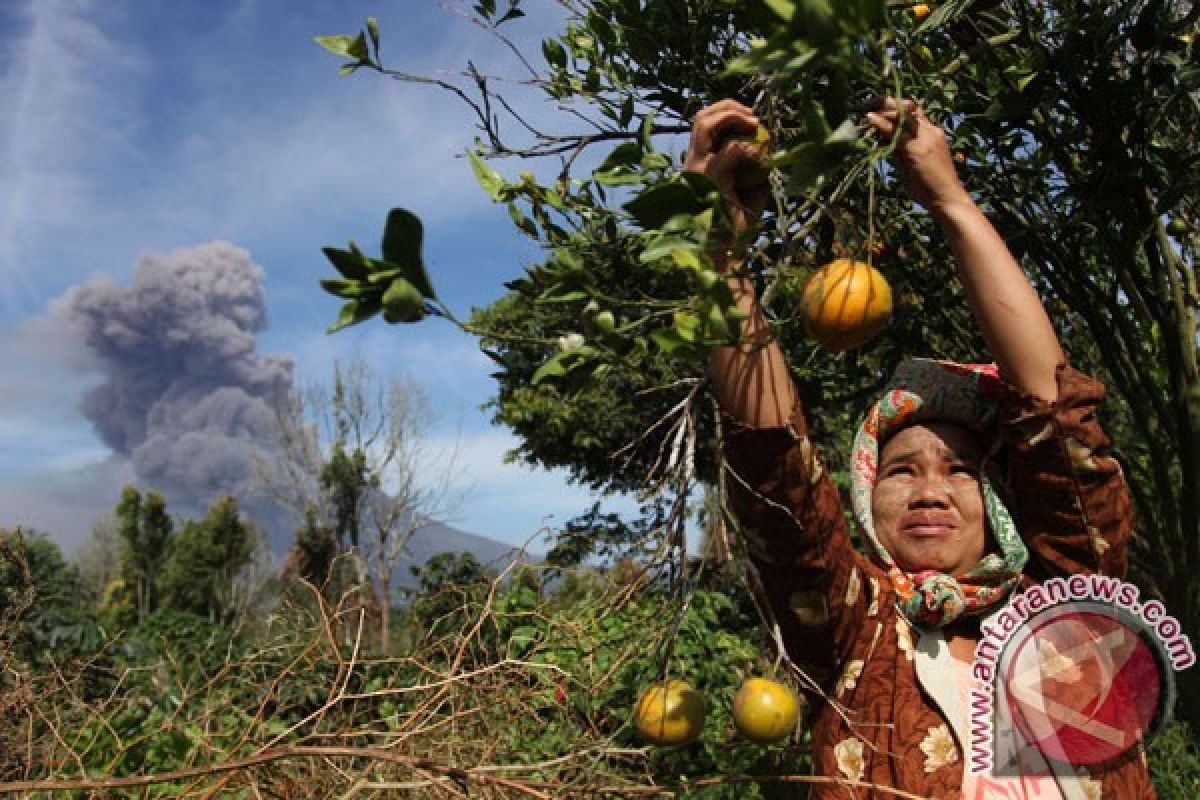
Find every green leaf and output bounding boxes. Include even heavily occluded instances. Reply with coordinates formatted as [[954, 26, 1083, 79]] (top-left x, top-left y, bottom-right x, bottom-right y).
[[1016, 72, 1039, 92], [594, 167, 646, 186], [724, 29, 800, 75], [542, 38, 567, 69], [366, 266, 404, 283], [649, 327, 686, 355], [624, 181, 706, 229], [532, 348, 592, 385], [381, 209, 436, 298], [544, 184, 566, 210], [322, 246, 370, 280], [671, 247, 703, 270], [619, 96, 634, 128], [319, 278, 375, 299], [641, 152, 671, 171], [917, 0, 970, 33], [509, 203, 538, 237], [366, 17, 380, 53], [649, 326, 700, 357], [673, 311, 700, 343], [639, 235, 695, 263], [468, 149, 507, 201], [532, 353, 568, 385], [314, 34, 358, 58], [536, 284, 590, 303], [507, 624, 540, 657], [775, 142, 840, 189], [678, 170, 723, 199], [327, 296, 382, 334], [498, 6, 526, 24], [551, 247, 586, 273], [597, 141, 644, 171], [588, 10, 616, 45], [382, 208, 423, 266], [639, 111, 656, 151], [586, 362, 613, 385], [763, 0, 797, 22], [347, 32, 369, 61], [660, 212, 697, 234], [704, 302, 733, 342], [796, 0, 840, 43]]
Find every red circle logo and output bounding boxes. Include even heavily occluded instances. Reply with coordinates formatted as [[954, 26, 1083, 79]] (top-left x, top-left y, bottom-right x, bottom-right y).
[[1001, 605, 1165, 766]]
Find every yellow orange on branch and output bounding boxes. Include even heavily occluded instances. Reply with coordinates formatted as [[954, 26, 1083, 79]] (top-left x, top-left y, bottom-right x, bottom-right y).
[[632, 679, 706, 746], [801, 258, 894, 350], [732, 677, 800, 744]]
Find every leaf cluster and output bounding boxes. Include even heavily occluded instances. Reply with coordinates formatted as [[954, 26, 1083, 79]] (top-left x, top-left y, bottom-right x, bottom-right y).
[[320, 209, 439, 332]]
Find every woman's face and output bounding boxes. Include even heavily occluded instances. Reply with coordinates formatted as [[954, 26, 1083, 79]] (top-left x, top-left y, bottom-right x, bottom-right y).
[[871, 421, 987, 576]]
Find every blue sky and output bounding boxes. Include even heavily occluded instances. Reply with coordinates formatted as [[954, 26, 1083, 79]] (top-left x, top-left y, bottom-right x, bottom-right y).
[[0, 0, 648, 553]]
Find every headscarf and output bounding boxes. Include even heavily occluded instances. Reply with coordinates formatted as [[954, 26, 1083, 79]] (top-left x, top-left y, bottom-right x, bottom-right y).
[[850, 359, 1028, 628]]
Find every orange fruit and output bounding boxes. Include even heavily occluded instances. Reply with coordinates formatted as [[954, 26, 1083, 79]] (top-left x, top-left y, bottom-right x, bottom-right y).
[[800, 258, 893, 350], [732, 677, 800, 744], [911, 3, 932, 20], [632, 679, 706, 746]]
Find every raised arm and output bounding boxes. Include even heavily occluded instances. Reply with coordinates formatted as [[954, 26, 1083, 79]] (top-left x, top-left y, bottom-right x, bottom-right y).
[[686, 100, 798, 428], [865, 99, 1065, 403]]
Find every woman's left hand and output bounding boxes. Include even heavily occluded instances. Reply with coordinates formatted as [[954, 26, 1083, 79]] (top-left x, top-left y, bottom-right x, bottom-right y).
[[867, 97, 1065, 403], [865, 98, 971, 216]]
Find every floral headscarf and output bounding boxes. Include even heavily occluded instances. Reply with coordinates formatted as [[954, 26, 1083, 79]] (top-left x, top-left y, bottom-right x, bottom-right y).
[[850, 359, 1028, 628]]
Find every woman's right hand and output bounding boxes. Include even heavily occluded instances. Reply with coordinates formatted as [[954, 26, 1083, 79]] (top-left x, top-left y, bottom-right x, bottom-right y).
[[685, 99, 771, 236]]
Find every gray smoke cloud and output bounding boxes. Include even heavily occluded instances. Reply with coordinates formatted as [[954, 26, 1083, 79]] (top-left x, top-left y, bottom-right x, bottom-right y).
[[52, 241, 295, 512]]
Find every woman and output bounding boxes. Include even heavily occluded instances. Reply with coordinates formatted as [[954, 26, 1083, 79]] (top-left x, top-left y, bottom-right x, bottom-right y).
[[690, 99, 1154, 797]]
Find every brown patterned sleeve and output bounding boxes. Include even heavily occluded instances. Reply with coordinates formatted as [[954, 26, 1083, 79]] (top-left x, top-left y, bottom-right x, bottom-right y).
[[998, 364, 1132, 581], [720, 401, 878, 693]]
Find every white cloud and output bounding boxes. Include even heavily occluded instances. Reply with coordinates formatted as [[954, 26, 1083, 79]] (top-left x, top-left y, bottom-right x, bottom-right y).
[[0, 316, 106, 476], [0, 1, 550, 320], [0, 456, 136, 553], [0, 0, 144, 315], [164, 85, 498, 244], [277, 324, 495, 424], [421, 428, 639, 547], [0, 415, 106, 476]]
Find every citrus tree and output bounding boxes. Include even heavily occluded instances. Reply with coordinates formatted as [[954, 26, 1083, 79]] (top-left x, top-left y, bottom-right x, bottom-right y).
[[315, 0, 1200, 729]]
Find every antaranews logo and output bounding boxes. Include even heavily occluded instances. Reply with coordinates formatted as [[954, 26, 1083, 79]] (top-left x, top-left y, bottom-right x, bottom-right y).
[[968, 574, 1194, 776]]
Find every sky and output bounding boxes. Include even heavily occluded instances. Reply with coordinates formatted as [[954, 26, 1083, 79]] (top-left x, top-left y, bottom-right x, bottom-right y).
[[0, 0, 648, 555]]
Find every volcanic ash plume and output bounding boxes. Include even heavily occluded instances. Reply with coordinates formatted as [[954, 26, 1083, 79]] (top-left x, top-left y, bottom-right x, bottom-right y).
[[52, 241, 295, 509]]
